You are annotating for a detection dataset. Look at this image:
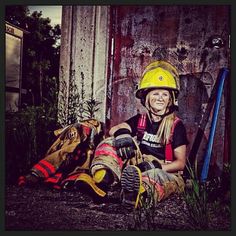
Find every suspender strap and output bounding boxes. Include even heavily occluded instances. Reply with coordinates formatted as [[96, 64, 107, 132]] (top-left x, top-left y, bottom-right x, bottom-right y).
[[137, 114, 181, 162], [165, 117, 181, 162], [137, 113, 147, 140], [165, 143, 173, 162]]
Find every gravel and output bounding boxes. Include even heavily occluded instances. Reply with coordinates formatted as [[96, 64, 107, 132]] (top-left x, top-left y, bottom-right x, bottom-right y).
[[5, 185, 231, 231]]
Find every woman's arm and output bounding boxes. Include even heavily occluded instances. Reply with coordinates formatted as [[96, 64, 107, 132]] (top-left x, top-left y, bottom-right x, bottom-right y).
[[161, 144, 187, 173], [109, 122, 132, 136], [109, 122, 135, 160]]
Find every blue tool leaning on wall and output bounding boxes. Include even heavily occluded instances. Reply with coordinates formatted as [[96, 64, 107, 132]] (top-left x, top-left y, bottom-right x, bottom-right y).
[[200, 68, 229, 182]]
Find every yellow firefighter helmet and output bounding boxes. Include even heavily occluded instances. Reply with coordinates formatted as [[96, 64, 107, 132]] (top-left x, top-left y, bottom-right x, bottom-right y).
[[136, 60, 180, 98], [135, 60, 180, 108]]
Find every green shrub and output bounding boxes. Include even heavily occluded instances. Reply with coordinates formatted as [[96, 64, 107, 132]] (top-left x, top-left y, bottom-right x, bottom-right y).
[[5, 105, 60, 184]]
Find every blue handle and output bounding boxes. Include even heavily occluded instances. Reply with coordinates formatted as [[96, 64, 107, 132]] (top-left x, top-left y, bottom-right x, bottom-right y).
[[200, 68, 229, 182]]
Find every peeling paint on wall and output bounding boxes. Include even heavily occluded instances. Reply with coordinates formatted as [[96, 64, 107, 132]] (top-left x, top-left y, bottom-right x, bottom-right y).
[[59, 5, 230, 175], [109, 5, 230, 174]]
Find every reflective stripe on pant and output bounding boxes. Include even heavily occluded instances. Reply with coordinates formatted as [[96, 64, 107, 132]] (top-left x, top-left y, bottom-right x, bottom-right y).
[[91, 137, 123, 184], [141, 168, 185, 204]]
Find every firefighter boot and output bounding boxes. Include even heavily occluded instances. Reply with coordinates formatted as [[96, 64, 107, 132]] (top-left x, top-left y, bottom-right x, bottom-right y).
[[120, 165, 146, 209], [93, 168, 114, 192], [75, 173, 107, 203]]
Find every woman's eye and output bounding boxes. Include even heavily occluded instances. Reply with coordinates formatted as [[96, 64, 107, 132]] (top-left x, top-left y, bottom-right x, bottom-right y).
[[151, 91, 169, 97]]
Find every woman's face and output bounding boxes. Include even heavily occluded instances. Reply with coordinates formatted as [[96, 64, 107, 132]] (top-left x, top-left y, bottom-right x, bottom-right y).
[[148, 89, 171, 114]]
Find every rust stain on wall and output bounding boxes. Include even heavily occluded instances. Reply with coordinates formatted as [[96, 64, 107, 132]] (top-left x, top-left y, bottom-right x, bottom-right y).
[[108, 5, 230, 172]]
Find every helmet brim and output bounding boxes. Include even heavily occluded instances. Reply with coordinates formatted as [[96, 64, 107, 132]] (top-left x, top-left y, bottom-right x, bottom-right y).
[[136, 87, 179, 99]]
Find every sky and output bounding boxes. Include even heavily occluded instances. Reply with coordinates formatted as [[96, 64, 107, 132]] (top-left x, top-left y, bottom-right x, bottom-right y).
[[28, 6, 62, 26]]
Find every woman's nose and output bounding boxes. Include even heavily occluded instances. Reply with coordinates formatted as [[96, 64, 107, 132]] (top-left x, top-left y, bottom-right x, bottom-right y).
[[157, 95, 164, 100]]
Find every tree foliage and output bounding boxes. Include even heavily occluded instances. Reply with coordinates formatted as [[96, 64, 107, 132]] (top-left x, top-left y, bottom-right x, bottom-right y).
[[5, 5, 61, 107], [5, 6, 62, 183], [5, 5, 29, 28]]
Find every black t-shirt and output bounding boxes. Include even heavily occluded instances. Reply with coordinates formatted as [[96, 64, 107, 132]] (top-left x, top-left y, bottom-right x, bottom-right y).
[[125, 113, 189, 160]]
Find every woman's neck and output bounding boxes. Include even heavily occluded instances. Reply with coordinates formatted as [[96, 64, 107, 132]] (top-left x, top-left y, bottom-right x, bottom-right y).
[[149, 108, 168, 122], [150, 113, 162, 122]]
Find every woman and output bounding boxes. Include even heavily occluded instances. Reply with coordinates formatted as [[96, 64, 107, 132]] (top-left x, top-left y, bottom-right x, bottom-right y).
[[91, 60, 188, 208]]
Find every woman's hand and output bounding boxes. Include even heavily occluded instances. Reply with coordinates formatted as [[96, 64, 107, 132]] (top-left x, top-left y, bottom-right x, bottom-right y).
[[113, 128, 136, 160]]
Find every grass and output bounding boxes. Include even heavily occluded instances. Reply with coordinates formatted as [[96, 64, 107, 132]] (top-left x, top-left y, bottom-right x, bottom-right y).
[[183, 161, 209, 229], [131, 160, 231, 230], [132, 180, 158, 230]]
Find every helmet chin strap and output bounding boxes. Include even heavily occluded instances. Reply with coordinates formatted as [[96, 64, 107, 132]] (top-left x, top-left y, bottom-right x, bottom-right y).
[[148, 106, 175, 121], [143, 90, 177, 120]]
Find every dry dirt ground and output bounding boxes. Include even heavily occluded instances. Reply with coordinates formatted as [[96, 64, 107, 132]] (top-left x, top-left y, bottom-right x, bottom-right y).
[[5, 184, 231, 231]]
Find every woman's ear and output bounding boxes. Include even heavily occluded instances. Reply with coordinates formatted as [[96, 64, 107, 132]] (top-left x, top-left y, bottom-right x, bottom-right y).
[[144, 93, 150, 108], [168, 94, 173, 107]]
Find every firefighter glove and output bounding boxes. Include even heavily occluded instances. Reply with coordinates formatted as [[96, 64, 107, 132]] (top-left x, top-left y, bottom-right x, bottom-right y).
[[114, 128, 136, 160], [137, 160, 162, 172]]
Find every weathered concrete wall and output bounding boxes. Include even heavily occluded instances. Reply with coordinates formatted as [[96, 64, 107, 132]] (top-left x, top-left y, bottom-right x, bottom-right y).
[[58, 6, 110, 125], [57, 6, 72, 126], [58, 5, 230, 175], [109, 5, 230, 174]]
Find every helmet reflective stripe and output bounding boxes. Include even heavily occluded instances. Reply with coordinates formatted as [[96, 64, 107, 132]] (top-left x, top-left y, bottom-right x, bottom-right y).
[[136, 60, 180, 99]]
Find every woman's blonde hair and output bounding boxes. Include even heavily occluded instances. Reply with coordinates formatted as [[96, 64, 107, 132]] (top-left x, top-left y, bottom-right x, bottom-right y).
[[145, 91, 176, 144]]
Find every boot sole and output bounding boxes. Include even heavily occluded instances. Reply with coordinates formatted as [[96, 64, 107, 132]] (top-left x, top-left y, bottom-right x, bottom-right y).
[[120, 165, 142, 208]]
